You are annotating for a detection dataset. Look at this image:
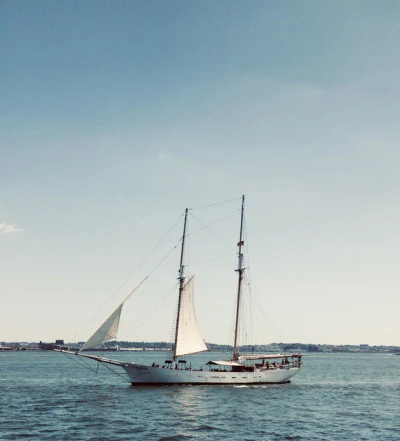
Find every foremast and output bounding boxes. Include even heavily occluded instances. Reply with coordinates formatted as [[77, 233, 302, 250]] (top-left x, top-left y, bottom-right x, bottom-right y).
[[173, 208, 189, 362], [233, 195, 245, 361]]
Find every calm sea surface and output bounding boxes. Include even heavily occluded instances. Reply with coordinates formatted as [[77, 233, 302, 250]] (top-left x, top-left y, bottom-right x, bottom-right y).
[[1, 351, 399, 440]]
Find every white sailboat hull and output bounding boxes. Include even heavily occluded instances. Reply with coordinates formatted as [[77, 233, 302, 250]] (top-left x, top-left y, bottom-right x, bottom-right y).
[[122, 364, 301, 385], [58, 351, 303, 386]]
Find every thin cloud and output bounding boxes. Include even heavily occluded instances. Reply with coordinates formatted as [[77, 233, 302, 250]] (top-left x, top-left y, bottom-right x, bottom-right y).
[[0, 222, 24, 234]]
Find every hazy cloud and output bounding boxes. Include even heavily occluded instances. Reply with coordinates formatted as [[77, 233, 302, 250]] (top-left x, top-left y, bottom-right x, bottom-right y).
[[0, 222, 24, 234]]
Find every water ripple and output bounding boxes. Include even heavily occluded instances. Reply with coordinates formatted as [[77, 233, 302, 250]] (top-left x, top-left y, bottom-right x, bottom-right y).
[[1, 352, 400, 440]]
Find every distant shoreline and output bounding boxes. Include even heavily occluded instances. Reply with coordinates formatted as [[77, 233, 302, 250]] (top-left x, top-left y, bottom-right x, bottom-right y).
[[1, 341, 399, 354]]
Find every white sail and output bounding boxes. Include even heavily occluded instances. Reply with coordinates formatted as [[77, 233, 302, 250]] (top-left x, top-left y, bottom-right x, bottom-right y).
[[175, 276, 208, 357], [80, 280, 145, 352], [80, 303, 123, 351]]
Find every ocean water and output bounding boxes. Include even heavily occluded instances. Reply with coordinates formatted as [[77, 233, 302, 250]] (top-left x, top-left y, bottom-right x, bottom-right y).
[[1, 351, 399, 440]]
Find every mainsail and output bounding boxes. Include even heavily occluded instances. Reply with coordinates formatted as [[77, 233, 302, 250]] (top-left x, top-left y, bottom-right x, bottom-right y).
[[175, 276, 208, 357], [80, 280, 145, 352]]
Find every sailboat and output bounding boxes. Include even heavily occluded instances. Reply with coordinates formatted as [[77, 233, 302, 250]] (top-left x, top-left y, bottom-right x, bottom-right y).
[[59, 196, 304, 385]]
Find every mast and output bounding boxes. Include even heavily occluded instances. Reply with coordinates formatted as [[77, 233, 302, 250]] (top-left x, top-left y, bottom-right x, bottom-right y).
[[233, 195, 245, 361], [173, 208, 189, 362]]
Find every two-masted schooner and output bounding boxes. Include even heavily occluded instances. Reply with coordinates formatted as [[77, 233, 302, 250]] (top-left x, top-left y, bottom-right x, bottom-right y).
[[59, 196, 303, 385]]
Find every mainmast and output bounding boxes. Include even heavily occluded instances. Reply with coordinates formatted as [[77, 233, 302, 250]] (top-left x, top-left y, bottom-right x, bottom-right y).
[[173, 208, 189, 362], [233, 195, 245, 361]]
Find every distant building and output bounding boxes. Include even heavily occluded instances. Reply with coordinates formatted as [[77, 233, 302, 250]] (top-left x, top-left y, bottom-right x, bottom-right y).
[[39, 339, 67, 351]]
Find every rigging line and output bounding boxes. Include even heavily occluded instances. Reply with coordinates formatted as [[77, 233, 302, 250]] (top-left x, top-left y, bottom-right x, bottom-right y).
[[103, 211, 184, 302], [190, 196, 241, 211], [188, 211, 237, 253], [97, 360, 132, 383], [134, 211, 185, 276], [61, 351, 99, 374], [70, 214, 183, 343], [243, 271, 267, 338], [240, 213, 255, 345], [146, 239, 181, 278], [119, 282, 177, 337], [127, 285, 176, 334], [243, 211, 251, 285], [81, 241, 179, 343], [62, 351, 130, 382], [187, 207, 241, 240], [190, 254, 232, 267], [241, 209, 268, 337]]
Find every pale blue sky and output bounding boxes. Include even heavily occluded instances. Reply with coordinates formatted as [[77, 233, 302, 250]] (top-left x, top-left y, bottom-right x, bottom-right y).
[[1, 1, 399, 345]]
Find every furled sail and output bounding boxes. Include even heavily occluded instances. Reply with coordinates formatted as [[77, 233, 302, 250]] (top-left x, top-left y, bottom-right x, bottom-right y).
[[80, 279, 145, 352], [175, 276, 208, 357]]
